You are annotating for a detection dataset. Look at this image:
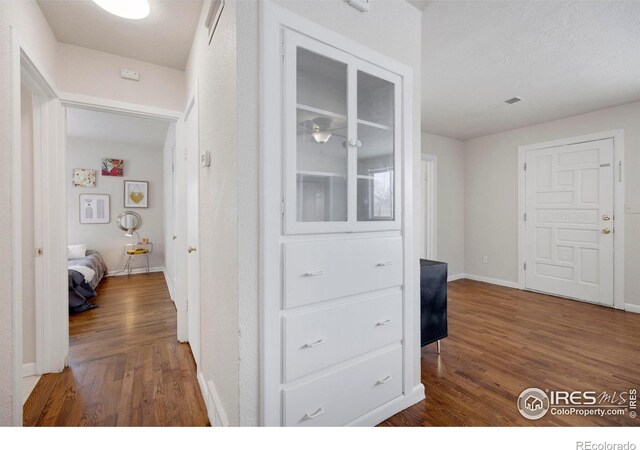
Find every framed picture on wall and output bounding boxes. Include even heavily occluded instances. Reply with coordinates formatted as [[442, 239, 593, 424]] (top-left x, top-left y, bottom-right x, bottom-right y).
[[72, 168, 96, 187], [79, 194, 110, 224], [102, 158, 124, 176], [124, 180, 148, 208]]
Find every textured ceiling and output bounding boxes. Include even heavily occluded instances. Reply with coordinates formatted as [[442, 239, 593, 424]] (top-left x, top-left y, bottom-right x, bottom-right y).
[[421, 1, 640, 140], [37, 0, 202, 70], [67, 108, 171, 147]]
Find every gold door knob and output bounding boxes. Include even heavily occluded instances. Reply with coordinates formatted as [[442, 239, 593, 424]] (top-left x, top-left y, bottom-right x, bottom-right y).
[[602, 228, 611, 235], [602, 215, 611, 221], [188, 246, 197, 253]]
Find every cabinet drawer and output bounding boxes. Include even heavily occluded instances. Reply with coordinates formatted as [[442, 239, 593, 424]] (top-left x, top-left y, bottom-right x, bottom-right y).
[[283, 236, 403, 308], [283, 346, 403, 426], [283, 291, 402, 381]]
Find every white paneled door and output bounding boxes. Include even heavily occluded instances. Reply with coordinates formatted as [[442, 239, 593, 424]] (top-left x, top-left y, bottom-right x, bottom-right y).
[[185, 98, 201, 367], [525, 139, 614, 306]]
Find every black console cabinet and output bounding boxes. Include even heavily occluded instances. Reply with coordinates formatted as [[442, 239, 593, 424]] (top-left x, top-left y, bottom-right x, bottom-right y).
[[420, 259, 448, 347]]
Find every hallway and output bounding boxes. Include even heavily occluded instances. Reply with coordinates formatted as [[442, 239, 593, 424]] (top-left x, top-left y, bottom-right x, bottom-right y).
[[23, 273, 209, 426]]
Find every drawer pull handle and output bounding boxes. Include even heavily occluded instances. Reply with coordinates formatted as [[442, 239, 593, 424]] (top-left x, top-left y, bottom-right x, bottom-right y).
[[376, 261, 392, 267], [303, 270, 325, 277], [302, 407, 325, 421], [376, 319, 392, 327], [376, 376, 392, 386], [302, 339, 324, 348]]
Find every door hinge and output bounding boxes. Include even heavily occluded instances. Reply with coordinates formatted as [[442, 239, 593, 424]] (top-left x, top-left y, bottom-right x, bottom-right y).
[[524, 262, 527, 271], [280, 41, 286, 57], [523, 162, 527, 171], [281, 200, 285, 216], [524, 213, 527, 221]]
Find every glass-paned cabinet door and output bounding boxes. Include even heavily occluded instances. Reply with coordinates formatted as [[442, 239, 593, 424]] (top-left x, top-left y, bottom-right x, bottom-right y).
[[285, 31, 353, 233], [355, 63, 401, 229]]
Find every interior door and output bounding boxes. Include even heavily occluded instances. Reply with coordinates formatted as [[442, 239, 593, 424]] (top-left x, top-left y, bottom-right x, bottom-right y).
[[525, 139, 614, 306], [185, 98, 201, 366]]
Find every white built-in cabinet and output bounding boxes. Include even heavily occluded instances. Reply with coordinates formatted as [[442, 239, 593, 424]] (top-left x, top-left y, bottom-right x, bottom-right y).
[[261, 3, 424, 427]]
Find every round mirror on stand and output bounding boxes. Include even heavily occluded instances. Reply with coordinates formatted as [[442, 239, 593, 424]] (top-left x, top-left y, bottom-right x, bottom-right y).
[[116, 211, 142, 243]]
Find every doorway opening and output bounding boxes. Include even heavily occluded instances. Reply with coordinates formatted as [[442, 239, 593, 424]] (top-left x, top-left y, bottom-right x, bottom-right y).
[[421, 154, 437, 260]]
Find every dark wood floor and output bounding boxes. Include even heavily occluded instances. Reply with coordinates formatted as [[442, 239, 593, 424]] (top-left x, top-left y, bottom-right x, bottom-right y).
[[24, 273, 209, 426], [381, 279, 640, 426]]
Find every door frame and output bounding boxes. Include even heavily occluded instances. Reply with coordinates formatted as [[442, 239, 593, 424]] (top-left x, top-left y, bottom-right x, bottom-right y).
[[11, 29, 63, 426], [421, 154, 437, 260], [10, 27, 184, 426], [517, 130, 625, 310]]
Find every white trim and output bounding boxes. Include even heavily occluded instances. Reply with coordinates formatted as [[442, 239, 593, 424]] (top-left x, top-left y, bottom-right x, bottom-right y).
[[106, 266, 164, 277], [447, 273, 465, 282], [463, 273, 519, 289], [197, 372, 229, 427], [162, 267, 175, 301], [346, 385, 425, 426], [22, 363, 37, 378], [10, 28, 65, 426], [517, 130, 625, 310], [421, 154, 437, 260], [624, 303, 640, 314], [58, 92, 182, 121]]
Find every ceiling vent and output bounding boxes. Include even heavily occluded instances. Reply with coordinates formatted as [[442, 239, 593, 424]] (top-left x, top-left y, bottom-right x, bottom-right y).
[[504, 97, 523, 105]]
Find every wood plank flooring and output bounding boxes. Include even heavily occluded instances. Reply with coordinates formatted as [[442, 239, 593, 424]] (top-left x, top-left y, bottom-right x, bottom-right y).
[[380, 279, 640, 426], [24, 273, 209, 426]]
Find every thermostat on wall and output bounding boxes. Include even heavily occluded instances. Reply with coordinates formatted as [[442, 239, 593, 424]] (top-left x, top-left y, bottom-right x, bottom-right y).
[[348, 0, 370, 12], [201, 151, 211, 168]]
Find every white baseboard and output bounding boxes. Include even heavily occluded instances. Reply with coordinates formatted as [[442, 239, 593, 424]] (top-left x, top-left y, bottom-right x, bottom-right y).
[[22, 362, 36, 378], [197, 372, 229, 426], [162, 267, 175, 302], [347, 384, 425, 426], [625, 303, 640, 314], [106, 266, 164, 277], [447, 273, 465, 282], [458, 273, 519, 289]]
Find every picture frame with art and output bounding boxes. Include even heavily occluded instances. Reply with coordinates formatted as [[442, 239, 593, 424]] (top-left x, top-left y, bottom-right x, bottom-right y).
[[72, 168, 96, 187], [102, 158, 124, 176], [124, 180, 148, 208], [79, 194, 110, 224]]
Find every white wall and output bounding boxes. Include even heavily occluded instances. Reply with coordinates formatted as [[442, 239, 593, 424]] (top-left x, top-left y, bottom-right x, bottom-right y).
[[66, 137, 165, 272], [464, 101, 640, 307], [422, 133, 465, 277], [185, 0, 241, 425], [0, 0, 59, 426], [57, 43, 186, 112], [21, 84, 36, 368]]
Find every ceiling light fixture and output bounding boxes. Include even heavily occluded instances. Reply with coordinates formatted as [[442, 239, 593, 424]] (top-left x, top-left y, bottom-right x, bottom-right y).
[[311, 125, 332, 144], [92, 0, 150, 20]]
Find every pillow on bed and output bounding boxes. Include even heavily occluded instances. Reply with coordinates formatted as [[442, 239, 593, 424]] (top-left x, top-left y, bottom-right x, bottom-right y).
[[68, 244, 87, 260]]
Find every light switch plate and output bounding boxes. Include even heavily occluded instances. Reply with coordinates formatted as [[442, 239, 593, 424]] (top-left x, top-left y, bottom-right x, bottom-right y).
[[348, 0, 370, 12], [120, 68, 140, 81], [625, 203, 640, 214]]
